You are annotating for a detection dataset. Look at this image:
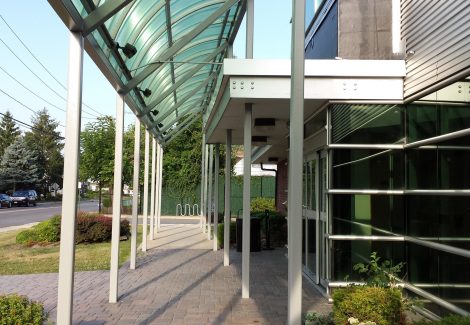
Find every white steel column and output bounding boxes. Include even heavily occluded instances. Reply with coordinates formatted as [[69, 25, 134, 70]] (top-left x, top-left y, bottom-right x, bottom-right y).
[[130, 117, 141, 270], [56, 31, 83, 325], [203, 144, 209, 233], [142, 130, 150, 252], [109, 93, 125, 303], [150, 139, 156, 240], [224, 129, 232, 266], [246, 0, 254, 58], [242, 104, 252, 299], [157, 145, 163, 229], [200, 133, 206, 228], [153, 142, 160, 236], [213, 144, 220, 251], [287, 0, 305, 323], [207, 144, 214, 240]]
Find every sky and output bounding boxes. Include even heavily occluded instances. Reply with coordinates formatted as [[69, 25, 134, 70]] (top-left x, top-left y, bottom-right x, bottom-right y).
[[0, 1, 292, 137]]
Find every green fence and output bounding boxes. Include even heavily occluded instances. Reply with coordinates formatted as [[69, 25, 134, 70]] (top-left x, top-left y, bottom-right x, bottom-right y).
[[161, 175, 275, 216]]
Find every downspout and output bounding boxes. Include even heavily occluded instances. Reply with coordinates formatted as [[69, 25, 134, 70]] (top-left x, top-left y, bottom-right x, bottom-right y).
[[260, 163, 277, 208]]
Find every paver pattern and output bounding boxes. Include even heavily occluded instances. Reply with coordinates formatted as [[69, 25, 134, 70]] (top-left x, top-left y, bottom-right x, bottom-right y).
[[0, 223, 331, 324]]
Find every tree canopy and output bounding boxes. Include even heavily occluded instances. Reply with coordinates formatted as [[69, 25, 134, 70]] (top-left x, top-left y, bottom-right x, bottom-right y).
[[24, 108, 64, 189], [0, 111, 21, 158], [0, 137, 41, 191], [80, 116, 116, 187]]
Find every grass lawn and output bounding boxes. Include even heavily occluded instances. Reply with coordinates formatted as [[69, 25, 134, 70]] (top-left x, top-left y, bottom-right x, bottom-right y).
[[0, 226, 143, 275]]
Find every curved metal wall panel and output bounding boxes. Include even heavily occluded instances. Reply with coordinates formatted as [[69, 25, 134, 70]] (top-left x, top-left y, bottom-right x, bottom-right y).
[[402, 0, 470, 101]]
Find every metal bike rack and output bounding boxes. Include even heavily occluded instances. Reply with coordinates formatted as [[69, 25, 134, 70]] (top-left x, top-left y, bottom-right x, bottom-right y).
[[184, 204, 192, 216], [192, 204, 199, 216], [176, 204, 183, 216]]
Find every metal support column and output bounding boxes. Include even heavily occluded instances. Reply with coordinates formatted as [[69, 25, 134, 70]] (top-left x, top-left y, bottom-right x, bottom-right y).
[[287, 0, 305, 323], [203, 144, 209, 233], [56, 31, 83, 325], [130, 117, 141, 270], [213, 144, 220, 251], [246, 0, 254, 58], [142, 130, 150, 252], [109, 93, 125, 303], [150, 139, 156, 240], [242, 104, 252, 299], [200, 133, 206, 228], [224, 129, 232, 266], [154, 142, 160, 235], [157, 145, 163, 229], [207, 144, 214, 240]]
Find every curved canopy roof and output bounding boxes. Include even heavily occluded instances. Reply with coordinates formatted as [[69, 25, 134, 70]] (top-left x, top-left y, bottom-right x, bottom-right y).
[[48, 0, 245, 144]]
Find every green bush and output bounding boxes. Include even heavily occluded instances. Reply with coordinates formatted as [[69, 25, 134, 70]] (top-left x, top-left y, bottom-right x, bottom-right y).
[[304, 311, 334, 325], [412, 315, 470, 325], [16, 215, 61, 245], [102, 196, 112, 208], [0, 294, 47, 325], [250, 197, 275, 213], [333, 286, 406, 325], [16, 213, 131, 245], [252, 210, 287, 247], [217, 221, 236, 249]]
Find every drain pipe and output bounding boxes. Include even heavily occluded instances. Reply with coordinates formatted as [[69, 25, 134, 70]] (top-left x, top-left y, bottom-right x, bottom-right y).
[[260, 163, 277, 208]]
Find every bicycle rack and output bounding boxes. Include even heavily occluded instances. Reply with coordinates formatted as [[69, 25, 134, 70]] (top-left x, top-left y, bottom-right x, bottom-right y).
[[176, 204, 183, 216], [192, 204, 199, 216], [184, 204, 192, 216]]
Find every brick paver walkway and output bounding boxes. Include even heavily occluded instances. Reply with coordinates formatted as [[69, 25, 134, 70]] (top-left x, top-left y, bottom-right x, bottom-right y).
[[0, 223, 331, 324]]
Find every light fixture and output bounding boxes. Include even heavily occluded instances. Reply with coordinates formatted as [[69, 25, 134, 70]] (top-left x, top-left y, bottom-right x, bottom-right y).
[[158, 123, 163, 128], [151, 109, 159, 116], [137, 87, 152, 97], [115, 42, 137, 59]]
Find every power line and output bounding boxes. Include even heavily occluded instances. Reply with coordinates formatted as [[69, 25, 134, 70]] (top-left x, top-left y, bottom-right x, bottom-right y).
[[0, 66, 98, 120], [0, 111, 64, 140], [0, 25, 103, 117], [0, 14, 67, 92], [0, 87, 66, 128], [0, 65, 98, 119]]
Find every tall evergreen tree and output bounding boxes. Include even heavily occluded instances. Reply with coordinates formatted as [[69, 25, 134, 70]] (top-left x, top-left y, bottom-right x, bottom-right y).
[[0, 137, 40, 191], [0, 111, 21, 158], [24, 108, 64, 191]]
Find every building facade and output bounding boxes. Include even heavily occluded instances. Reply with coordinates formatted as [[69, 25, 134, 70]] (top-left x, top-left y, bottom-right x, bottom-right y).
[[297, 0, 470, 317]]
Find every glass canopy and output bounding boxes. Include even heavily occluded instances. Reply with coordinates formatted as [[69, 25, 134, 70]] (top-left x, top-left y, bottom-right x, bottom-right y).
[[49, 0, 244, 144]]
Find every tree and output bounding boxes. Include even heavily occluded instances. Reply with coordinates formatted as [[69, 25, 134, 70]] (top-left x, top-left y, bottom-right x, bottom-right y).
[[80, 116, 115, 211], [162, 118, 236, 203], [0, 111, 21, 158], [24, 108, 64, 192], [0, 137, 41, 191]]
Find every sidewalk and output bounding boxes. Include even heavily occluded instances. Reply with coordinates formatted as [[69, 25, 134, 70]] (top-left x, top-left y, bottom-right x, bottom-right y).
[[0, 223, 331, 324]]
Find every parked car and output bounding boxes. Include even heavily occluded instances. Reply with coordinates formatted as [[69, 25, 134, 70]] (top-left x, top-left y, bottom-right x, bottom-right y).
[[10, 190, 38, 207], [0, 194, 12, 208]]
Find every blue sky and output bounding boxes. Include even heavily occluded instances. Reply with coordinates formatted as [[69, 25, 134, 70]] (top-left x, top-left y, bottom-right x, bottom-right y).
[[0, 1, 291, 136]]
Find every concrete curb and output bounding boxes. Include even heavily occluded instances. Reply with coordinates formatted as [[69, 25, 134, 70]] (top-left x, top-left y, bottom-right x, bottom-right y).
[[0, 222, 39, 233]]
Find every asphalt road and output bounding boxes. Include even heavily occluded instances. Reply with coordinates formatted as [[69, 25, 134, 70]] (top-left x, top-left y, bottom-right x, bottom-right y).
[[0, 200, 99, 228]]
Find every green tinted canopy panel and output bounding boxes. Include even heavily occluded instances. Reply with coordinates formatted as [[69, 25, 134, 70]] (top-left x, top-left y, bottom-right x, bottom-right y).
[[48, 0, 245, 144]]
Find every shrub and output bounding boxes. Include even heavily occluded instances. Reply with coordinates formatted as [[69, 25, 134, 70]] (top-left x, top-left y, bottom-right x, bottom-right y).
[[217, 221, 236, 249], [0, 294, 47, 325], [250, 197, 275, 213], [16, 213, 131, 245], [304, 311, 334, 325], [412, 315, 470, 325], [353, 252, 405, 287], [333, 286, 406, 325], [16, 215, 61, 245], [252, 210, 287, 247], [75, 213, 130, 244]]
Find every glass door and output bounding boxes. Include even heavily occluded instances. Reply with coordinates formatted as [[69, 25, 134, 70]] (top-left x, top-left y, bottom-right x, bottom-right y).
[[303, 158, 317, 280], [318, 151, 328, 286]]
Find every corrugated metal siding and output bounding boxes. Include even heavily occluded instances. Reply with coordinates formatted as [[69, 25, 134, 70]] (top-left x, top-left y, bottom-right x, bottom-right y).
[[402, 0, 470, 101]]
